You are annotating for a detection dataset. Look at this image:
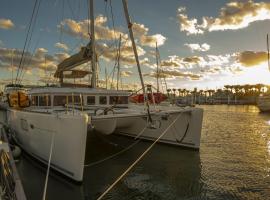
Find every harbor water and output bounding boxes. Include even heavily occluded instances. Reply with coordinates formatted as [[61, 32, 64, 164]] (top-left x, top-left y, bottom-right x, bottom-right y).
[[15, 105, 270, 199]]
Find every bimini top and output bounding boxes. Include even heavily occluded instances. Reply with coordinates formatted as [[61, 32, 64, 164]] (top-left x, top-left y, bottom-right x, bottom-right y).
[[28, 86, 131, 96]]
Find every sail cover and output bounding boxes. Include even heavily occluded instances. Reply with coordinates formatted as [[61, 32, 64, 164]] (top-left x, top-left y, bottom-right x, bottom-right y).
[[54, 42, 92, 77], [54, 70, 91, 79]]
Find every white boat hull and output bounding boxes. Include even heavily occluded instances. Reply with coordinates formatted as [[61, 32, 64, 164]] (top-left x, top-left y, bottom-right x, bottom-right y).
[[91, 107, 203, 149], [257, 95, 270, 112], [7, 109, 88, 182], [116, 107, 203, 149]]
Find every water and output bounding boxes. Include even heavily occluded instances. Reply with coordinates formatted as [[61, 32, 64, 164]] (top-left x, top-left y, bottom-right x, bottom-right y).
[[15, 105, 270, 200]]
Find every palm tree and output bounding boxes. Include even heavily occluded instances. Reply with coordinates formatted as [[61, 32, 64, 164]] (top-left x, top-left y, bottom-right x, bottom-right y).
[[166, 89, 171, 97], [172, 88, 176, 98], [177, 89, 182, 97]]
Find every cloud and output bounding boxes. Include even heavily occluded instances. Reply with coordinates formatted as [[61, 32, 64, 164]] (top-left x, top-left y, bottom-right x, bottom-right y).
[[145, 69, 202, 80], [60, 16, 166, 48], [0, 18, 14, 29], [236, 51, 268, 67], [183, 56, 203, 64], [184, 43, 210, 52], [177, 7, 204, 35], [140, 34, 166, 47], [177, 0, 270, 35], [0, 47, 71, 76], [96, 42, 147, 67], [120, 70, 133, 77], [60, 16, 127, 41], [55, 42, 69, 51], [161, 55, 183, 68]]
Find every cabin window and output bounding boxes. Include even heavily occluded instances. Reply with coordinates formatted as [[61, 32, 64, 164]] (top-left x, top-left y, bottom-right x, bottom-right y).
[[54, 95, 83, 106], [53, 96, 67, 106], [39, 95, 51, 106], [67, 95, 82, 105], [109, 96, 128, 104], [31, 96, 38, 106], [87, 96, 95, 105], [99, 96, 107, 105]]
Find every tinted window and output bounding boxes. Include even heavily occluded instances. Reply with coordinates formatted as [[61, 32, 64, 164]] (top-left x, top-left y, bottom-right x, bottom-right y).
[[54, 95, 82, 106], [67, 95, 81, 105], [109, 96, 128, 104], [39, 95, 51, 106], [31, 96, 38, 106], [54, 96, 67, 106], [99, 96, 107, 105], [87, 96, 95, 105]]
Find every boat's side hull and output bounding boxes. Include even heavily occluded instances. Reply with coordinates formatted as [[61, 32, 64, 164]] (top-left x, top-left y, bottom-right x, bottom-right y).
[[257, 96, 270, 112], [117, 108, 203, 149], [7, 109, 88, 181], [93, 107, 203, 149]]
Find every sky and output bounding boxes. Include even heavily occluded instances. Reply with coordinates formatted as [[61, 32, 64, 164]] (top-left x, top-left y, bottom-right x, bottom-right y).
[[1, 0, 270, 91]]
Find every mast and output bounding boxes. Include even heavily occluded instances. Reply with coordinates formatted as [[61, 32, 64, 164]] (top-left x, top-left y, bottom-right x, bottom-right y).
[[122, 0, 152, 122], [122, 0, 146, 98], [11, 49, 14, 84], [116, 34, 122, 90], [155, 41, 159, 92], [90, 0, 96, 88], [105, 67, 108, 89], [267, 34, 270, 71]]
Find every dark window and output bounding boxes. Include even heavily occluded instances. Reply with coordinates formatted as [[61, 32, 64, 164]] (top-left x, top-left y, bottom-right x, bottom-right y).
[[31, 96, 38, 106], [99, 96, 107, 105], [87, 96, 95, 105], [67, 95, 81, 105], [54, 95, 83, 106], [54, 96, 67, 106], [39, 95, 51, 106], [109, 96, 128, 104]]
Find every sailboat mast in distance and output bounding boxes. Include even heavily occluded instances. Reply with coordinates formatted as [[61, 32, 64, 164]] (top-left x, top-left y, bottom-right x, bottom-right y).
[[117, 34, 122, 90], [155, 41, 159, 92], [267, 34, 270, 71]]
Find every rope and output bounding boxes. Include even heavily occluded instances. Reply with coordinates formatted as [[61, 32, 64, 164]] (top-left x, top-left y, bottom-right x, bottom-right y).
[[84, 125, 147, 167], [41, 130, 56, 200], [96, 112, 183, 200], [0, 150, 16, 200]]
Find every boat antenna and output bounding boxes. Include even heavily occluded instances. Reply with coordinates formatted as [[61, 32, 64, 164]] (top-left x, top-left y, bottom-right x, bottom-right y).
[[89, 0, 97, 88], [116, 34, 122, 90], [122, 0, 152, 119], [155, 41, 159, 92], [267, 34, 270, 71]]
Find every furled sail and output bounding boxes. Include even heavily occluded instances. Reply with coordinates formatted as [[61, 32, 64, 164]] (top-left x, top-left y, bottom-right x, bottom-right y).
[[54, 42, 92, 77]]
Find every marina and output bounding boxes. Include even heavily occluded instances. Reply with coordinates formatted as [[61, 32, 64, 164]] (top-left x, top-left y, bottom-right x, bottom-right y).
[[1, 0, 270, 199]]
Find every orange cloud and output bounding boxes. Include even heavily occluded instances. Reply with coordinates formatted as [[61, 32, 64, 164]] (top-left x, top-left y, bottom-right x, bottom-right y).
[[237, 51, 268, 67], [0, 18, 14, 29]]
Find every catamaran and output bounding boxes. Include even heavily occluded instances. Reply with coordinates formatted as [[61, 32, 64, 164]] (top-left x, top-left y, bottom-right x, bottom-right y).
[[4, 0, 203, 182]]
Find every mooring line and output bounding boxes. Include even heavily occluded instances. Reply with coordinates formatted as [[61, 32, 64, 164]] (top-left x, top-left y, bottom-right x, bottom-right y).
[[42, 130, 56, 200], [96, 112, 183, 200]]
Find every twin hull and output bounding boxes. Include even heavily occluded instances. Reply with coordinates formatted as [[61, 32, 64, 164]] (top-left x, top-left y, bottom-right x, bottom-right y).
[[93, 108, 203, 149], [7, 107, 203, 181]]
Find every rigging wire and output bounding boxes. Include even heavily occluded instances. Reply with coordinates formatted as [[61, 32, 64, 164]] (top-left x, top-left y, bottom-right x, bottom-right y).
[[18, 27, 43, 85], [18, 0, 42, 84], [15, 0, 40, 84], [267, 34, 270, 71]]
